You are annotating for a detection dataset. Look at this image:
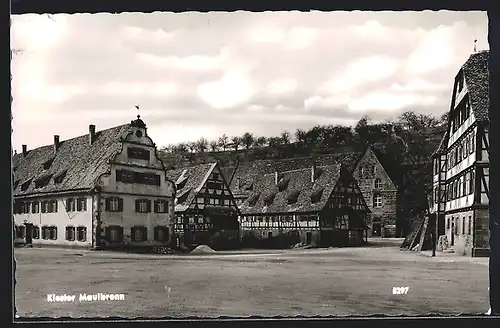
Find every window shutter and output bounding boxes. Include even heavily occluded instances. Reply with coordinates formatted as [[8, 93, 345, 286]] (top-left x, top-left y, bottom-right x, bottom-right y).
[[77, 199, 82, 211], [134, 172, 141, 184], [105, 227, 111, 241], [147, 200, 152, 212], [155, 175, 161, 186], [118, 198, 123, 212], [54, 201, 58, 212], [135, 199, 140, 212], [66, 198, 70, 211], [153, 200, 158, 213], [142, 227, 148, 241], [105, 197, 110, 211], [165, 200, 169, 213], [116, 170, 122, 182], [41, 202, 46, 213]]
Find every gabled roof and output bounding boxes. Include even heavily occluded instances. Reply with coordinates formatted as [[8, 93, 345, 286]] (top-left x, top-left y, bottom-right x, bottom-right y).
[[165, 162, 216, 212], [228, 151, 362, 198], [462, 50, 489, 122], [239, 164, 344, 215], [13, 124, 134, 197], [431, 130, 449, 157]]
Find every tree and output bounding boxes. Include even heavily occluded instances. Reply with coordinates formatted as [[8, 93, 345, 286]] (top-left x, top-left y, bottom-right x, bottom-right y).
[[175, 143, 188, 153], [255, 136, 267, 147], [196, 137, 208, 153], [231, 136, 242, 151], [241, 132, 255, 150], [280, 130, 291, 145], [209, 140, 219, 152], [218, 134, 229, 152], [267, 137, 282, 148], [187, 142, 196, 153], [294, 128, 307, 144], [303, 125, 324, 150]]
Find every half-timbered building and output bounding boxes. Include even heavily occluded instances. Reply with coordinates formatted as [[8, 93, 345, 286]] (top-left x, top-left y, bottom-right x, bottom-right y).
[[238, 164, 370, 248], [433, 50, 490, 257], [165, 163, 240, 248], [13, 116, 176, 249]]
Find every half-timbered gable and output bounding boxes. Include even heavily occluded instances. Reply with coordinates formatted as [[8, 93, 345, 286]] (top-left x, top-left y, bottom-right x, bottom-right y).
[[239, 164, 370, 248], [165, 163, 240, 248], [13, 116, 176, 249], [436, 50, 490, 257]]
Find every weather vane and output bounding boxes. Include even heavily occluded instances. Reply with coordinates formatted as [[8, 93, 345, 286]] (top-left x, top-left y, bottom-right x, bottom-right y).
[[474, 39, 478, 53], [135, 105, 140, 118]]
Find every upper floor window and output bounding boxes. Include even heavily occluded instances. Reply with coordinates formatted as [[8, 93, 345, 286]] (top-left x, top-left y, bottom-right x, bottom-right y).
[[77, 198, 87, 211], [116, 169, 160, 186], [370, 166, 376, 175], [154, 200, 168, 213], [66, 198, 76, 212], [105, 197, 123, 212], [374, 178, 382, 189], [135, 199, 151, 213], [127, 147, 150, 161], [457, 75, 464, 93], [373, 194, 382, 208], [359, 167, 364, 176]]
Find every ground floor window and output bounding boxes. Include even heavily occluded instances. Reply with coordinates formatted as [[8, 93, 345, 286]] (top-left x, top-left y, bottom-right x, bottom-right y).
[[131, 226, 147, 242], [17, 225, 26, 239], [154, 226, 169, 242], [41, 226, 49, 240], [49, 226, 58, 240], [77, 227, 87, 242], [66, 226, 76, 241], [106, 226, 123, 243], [32, 226, 40, 239]]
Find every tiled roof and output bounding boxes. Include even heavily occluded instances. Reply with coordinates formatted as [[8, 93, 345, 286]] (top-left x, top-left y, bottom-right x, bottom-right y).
[[431, 130, 449, 157], [462, 50, 489, 122], [13, 124, 134, 197], [240, 164, 341, 214], [239, 164, 344, 215], [165, 163, 216, 212], [229, 151, 362, 198], [220, 166, 237, 185]]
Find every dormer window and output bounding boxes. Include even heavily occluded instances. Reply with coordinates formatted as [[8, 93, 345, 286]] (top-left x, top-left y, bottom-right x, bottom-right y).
[[277, 177, 290, 192], [311, 188, 324, 204], [43, 158, 55, 170], [54, 170, 67, 184], [286, 190, 300, 204], [13, 180, 20, 190], [176, 188, 191, 204], [21, 179, 32, 191], [374, 178, 382, 189], [457, 74, 464, 93], [263, 193, 276, 206], [244, 183, 254, 191], [176, 176, 188, 190], [247, 193, 260, 207], [34, 174, 53, 188]]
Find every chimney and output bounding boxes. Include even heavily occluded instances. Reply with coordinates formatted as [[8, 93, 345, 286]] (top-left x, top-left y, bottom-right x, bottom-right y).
[[275, 171, 279, 184], [89, 124, 96, 145], [311, 164, 316, 183], [22, 145, 27, 157], [53, 135, 60, 152]]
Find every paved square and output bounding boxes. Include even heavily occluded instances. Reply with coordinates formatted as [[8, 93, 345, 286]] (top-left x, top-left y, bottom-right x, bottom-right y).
[[14, 240, 489, 318]]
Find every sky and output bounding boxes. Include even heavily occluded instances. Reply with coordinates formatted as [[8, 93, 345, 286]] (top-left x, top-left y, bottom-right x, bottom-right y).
[[10, 11, 488, 152]]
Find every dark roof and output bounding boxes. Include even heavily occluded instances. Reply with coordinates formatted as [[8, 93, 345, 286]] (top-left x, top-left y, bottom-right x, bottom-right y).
[[239, 164, 344, 215], [229, 152, 362, 198], [462, 50, 489, 122], [165, 163, 216, 212], [13, 124, 134, 197], [432, 130, 449, 157]]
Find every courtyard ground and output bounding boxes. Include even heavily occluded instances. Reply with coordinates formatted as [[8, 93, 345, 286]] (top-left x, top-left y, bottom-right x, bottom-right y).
[[14, 238, 490, 318]]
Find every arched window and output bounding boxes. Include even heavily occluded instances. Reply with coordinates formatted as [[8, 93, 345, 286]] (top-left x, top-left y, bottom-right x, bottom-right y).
[[374, 178, 382, 189]]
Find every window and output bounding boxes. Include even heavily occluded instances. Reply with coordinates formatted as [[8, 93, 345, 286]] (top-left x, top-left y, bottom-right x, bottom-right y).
[[198, 216, 204, 224], [41, 226, 49, 240], [21, 180, 31, 191], [77, 227, 87, 242], [188, 217, 195, 224], [212, 173, 220, 181], [470, 135, 475, 154], [54, 170, 67, 184], [106, 226, 123, 243], [154, 226, 169, 242], [224, 199, 231, 206], [66, 226, 76, 241], [135, 199, 151, 213], [32, 226, 40, 239], [470, 171, 475, 194], [468, 216, 472, 235], [127, 147, 150, 161], [32, 201, 39, 213], [359, 167, 364, 176], [77, 198, 87, 211], [131, 226, 147, 242], [374, 178, 382, 189], [462, 217, 466, 235], [106, 197, 123, 212], [48, 200, 58, 213], [446, 219, 450, 230], [41, 200, 49, 213], [66, 198, 76, 212], [43, 158, 55, 170], [49, 226, 57, 240], [154, 200, 168, 213], [434, 159, 439, 175], [371, 166, 376, 175], [373, 194, 382, 208]]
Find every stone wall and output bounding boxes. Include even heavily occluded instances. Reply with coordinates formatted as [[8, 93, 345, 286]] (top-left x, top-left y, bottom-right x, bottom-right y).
[[473, 208, 490, 256]]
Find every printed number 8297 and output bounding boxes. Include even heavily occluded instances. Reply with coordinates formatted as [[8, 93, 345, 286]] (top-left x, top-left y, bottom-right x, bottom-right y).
[[392, 287, 409, 295]]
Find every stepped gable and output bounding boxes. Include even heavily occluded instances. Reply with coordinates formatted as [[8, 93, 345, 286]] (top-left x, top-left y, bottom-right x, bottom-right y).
[[239, 164, 342, 215], [165, 163, 216, 212], [13, 124, 132, 197]]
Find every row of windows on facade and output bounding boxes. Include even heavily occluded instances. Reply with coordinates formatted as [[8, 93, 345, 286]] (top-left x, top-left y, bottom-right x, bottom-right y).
[[116, 169, 161, 186], [104, 226, 169, 242], [359, 165, 377, 176], [446, 215, 473, 236], [175, 215, 212, 225], [105, 197, 169, 213], [196, 196, 233, 206], [14, 198, 87, 214], [15, 225, 87, 242], [13, 197, 170, 214], [446, 132, 475, 170], [450, 97, 471, 133], [241, 215, 350, 229], [440, 171, 475, 202]]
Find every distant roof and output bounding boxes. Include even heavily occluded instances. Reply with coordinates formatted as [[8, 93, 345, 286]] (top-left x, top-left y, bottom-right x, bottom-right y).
[[432, 130, 449, 157], [462, 50, 489, 121], [239, 164, 344, 215], [228, 151, 362, 197], [13, 123, 136, 197], [165, 163, 216, 212]]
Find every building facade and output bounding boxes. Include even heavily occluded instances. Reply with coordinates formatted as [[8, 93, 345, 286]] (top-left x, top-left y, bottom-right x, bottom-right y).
[[165, 163, 240, 248], [351, 145, 399, 238], [13, 116, 176, 249], [432, 51, 490, 257], [238, 164, 370, 248]]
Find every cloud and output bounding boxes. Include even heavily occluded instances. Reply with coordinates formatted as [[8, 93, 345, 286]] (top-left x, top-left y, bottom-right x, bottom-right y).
[[10, 11, 488, 151]]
